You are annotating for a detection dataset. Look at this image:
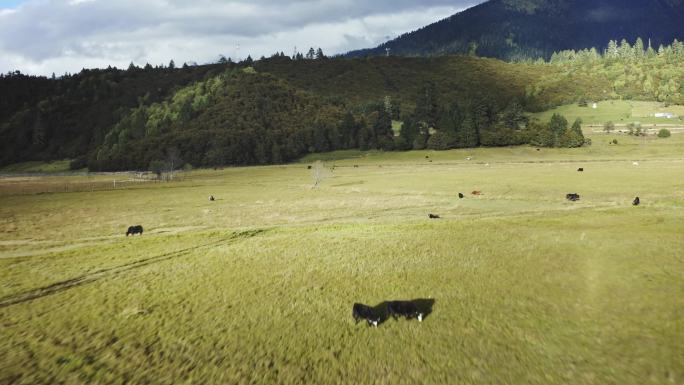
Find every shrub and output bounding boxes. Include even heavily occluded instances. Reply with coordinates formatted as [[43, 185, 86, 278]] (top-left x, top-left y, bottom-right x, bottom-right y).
[[427, 131, 458, 150], [149, 160, 167, 178], [603, 121, 615, 134], [69, 156, 88, 170], [658, 129, 671, 138], [393, 136, 410, 151]]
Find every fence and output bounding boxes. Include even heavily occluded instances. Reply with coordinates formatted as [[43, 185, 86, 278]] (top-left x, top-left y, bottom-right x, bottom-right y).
[[0, 172, 187, 197]]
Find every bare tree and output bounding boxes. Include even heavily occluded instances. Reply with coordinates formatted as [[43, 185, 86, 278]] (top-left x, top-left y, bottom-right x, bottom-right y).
[[311, 160, 329, 188], [166, 147, 183, 181]]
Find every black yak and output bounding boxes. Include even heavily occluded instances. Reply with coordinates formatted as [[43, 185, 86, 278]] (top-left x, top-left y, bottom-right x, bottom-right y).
[[126, 225, 143, 236], [566, 193, 580, 202], [352, 303, 380, 327]]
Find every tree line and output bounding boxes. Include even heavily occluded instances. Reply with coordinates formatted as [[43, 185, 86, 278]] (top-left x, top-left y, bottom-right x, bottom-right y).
[[540, 38, 684, 104], [1, 47, 635, 171], [88, 69, 584, 172]]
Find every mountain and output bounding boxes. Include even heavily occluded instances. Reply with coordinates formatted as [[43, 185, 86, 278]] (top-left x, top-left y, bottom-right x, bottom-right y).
[[0, 55, 567, 169], [3, 41, 684, 170], [347, 0, 684, 61], [0, 64, 228, 167]]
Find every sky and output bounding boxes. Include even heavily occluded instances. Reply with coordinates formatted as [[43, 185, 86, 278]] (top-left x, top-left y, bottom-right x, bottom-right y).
[[0, 0, 482, 76]]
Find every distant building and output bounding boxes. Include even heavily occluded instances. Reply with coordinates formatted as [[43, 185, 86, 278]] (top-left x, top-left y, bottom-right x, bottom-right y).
[[655, 112, 674, 119]]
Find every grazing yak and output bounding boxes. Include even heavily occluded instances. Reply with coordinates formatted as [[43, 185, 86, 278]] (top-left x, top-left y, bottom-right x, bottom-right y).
[[633, 196, 640, 206], [209, 195, 215, 201], [577, 168, 584, 172], [471, 190, 482, 196], [428, 214, 441, 219], [388, 301, 424, 322], [458, 193, 465, 199], [352, 303, 380, 327], [126, 225, 143, 236], [566, 193, 581, 202]]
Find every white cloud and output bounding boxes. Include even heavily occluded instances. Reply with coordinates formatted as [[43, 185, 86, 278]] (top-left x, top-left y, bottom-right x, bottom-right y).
[[0, 0, 480, 75]]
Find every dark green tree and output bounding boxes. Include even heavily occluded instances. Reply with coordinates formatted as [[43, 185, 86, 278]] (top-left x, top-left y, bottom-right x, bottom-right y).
[[529, 121, 554, 147], [414, 81, 438, 127], [549, 113, 568, 145]]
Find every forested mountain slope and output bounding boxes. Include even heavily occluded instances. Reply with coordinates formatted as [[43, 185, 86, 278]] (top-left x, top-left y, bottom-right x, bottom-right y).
[[348, 0, 684, 60]]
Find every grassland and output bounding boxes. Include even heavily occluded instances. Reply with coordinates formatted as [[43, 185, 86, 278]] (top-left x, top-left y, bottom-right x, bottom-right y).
[[532, 100, 684, 127], [1, 132, 683, 385]]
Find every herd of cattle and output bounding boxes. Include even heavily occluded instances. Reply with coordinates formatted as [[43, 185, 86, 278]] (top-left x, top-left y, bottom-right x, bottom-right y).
[[425, 166, 641, 220], [123, 163, 644, 327]]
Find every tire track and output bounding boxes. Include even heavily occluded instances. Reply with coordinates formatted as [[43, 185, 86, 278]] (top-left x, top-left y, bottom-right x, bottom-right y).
[[0, 229, 266, 309]]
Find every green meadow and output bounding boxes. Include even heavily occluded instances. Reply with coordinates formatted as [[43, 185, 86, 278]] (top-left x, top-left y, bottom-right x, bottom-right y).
[[533, 100, 684, 127], [1, 132, 683, 385]]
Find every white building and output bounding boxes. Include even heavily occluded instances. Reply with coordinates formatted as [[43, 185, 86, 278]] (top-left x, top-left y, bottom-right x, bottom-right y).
[[655, 112, 674, 119]]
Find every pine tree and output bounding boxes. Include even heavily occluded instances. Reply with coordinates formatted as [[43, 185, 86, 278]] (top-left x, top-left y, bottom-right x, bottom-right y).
[[399, 117, 419, 149], [32, 113, 45, 146], [529, 121, 554, 147], [271, 143, 282, 163], [606, 40, 619, 59], [459, 112, 479, 148], [569, 118, 585, 146], [549, 113, 568, 146], [618, 39, 632, 59], [415, 81, 438, 127], [634, 38, 645, 58]]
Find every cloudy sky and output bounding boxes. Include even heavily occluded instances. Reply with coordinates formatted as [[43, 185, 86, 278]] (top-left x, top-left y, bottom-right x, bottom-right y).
[[0, 0, 482, 76]]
